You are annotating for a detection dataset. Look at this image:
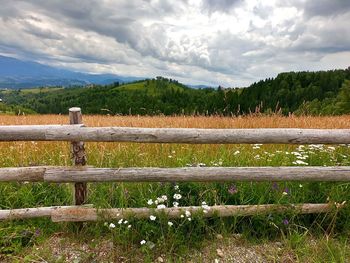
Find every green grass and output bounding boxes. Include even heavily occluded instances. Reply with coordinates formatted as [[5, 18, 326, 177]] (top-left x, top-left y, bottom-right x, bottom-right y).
[[0, 142, 350, 261]]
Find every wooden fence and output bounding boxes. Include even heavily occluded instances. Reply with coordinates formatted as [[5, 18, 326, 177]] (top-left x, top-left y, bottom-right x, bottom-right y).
[[0, 107, 348, 222]]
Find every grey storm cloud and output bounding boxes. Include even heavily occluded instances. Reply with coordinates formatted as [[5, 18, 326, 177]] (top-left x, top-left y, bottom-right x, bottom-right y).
[[0, 0, 349, 86]]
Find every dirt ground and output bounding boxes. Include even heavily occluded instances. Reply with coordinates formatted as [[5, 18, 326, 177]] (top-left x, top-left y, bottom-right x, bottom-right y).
[[1, 233, 304, 263]]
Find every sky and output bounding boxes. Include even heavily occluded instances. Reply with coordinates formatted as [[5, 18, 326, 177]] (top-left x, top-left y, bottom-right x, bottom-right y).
[[0, 0, 349, 87]]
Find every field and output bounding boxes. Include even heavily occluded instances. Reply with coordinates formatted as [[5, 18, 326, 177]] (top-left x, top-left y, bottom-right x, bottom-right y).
[[1, 114, 350, 262]]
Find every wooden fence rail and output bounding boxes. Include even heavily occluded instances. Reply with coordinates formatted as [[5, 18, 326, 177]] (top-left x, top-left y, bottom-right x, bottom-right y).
[[0, 107, 348, 222], [1, 125, 350, 144], [2, 166, 350, 182]]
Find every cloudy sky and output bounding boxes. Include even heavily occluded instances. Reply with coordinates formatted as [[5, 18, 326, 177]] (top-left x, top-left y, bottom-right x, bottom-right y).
[[0, 0, 349, 87]]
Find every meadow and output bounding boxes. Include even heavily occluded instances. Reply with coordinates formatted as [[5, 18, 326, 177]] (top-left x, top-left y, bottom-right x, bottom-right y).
[[0, 114, 350, 262]]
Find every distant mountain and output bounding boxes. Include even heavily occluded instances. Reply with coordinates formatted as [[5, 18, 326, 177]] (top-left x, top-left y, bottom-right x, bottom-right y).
[[0, 55, 142, 88]]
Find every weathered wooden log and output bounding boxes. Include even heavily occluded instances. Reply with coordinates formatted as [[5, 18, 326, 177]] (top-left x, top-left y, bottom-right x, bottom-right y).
[[1, 126, 350, 144], [2, 166, 350, 182], [0, 205, 90, 220], [69, 107, 87, 205], [51, 203, 340, 222]]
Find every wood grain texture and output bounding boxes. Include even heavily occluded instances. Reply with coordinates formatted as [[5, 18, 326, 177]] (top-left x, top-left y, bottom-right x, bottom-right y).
[[1, 126, 350, 144], [51, 203, 339, 222], [0, 206, 91, 220], [2, 166, 350, 182], [69, 107, 87, 206]]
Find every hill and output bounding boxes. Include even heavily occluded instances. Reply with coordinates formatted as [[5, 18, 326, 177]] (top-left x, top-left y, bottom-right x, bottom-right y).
[[1, 69, 350, 115], [0, 55, 141, 88]]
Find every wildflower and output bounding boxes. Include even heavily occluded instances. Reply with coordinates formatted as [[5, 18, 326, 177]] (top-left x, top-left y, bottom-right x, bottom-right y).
[[128, 225, 132, 229], [180, 214, 185, 218], [283, 219, 289, 225], [147, 199, 153, 205], [282, 188, 289, 195], [328, 146, 336, 151], [173, 193, 182, 200], [234, 150, 240, 155], [157, 204, 166, 209], [292, 160, 308, 165], [188, 218, 192, 221], [34, 228, 41, 237], [197, 163, 206, 167], [272, 182, 279, 191], [150, 215, 156, 221], [140, 240, 146, 245], [228, 184, 238, 194], [123, 220, 128, 224], [156, 197, 165, 203], [161, 195, 168, 201], [174, 185, 179, 190], [168, 155, 173, 158], [168, 221, 173, 227], [118, 219, 123, 224], [299, 184, 303, 188], [173, 202, 179, 207], [185, 210, 191, 217], [109, 223, 116, 229]]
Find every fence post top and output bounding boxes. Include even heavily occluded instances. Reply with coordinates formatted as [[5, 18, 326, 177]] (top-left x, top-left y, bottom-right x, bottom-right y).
[[69, 107, 81, 112]]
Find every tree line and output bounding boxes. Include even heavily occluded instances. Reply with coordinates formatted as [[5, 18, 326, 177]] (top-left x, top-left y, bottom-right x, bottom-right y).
[[1, 68, 350, 115]]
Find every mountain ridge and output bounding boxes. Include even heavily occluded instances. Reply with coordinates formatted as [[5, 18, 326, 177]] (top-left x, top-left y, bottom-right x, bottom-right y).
[[0, 55, 142, 88]]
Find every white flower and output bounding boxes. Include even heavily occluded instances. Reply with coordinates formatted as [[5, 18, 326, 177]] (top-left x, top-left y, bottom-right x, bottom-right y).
[[168, 221, 173, 227], [157, 204, 166, 209], [156, 197, 165, 203], [173, 202, 179, 207], [128, 225, 132, 229], [140, 240, 146, 245], [147, 199, 153, 205], [118, 219, 123, 224], [292, 160, 308, 165], [173, 193, 182, 200], [123, 220, 128, 224], [188, 218, 191, 221], [174, 185, 179, 190], [180, 214, 184, 218], [109, 223, 116, 229], [150, 215, 156, 221], [299, 184, 303, 188], [282, 191, 288, 196], [161, 195, 168, 201], [185, 210, 191, 217], [234, 150, 240, 155]]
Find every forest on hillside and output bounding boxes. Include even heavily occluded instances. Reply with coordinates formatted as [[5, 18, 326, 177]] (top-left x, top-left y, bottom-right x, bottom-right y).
[[1, 69, 350, 116]]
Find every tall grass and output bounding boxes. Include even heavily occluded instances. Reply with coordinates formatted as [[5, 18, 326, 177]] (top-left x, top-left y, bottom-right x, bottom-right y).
[[0, 114, 350, 260]]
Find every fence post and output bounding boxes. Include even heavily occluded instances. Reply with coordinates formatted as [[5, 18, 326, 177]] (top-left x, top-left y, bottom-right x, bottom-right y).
[[69, 107, 87, 205]]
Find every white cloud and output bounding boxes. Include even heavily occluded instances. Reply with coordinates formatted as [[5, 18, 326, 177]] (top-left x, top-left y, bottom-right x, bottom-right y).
[[0, 0, 349, 86]]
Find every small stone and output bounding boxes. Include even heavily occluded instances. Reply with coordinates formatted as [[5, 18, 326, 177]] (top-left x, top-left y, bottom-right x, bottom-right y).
[[216, 234, 223, 240], [157, 256, 164, 262], [216, 248, 224, 258]]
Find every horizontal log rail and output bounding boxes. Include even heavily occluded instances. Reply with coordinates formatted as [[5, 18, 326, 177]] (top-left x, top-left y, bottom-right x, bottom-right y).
[[1, 125, 350, 144], [0, 205, 92, 220], [2, 166, 350, 182], [0, 203, 340, 221]]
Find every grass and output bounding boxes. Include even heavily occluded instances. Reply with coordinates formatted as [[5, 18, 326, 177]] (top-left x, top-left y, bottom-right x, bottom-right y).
[[0, 114, 350, 262]]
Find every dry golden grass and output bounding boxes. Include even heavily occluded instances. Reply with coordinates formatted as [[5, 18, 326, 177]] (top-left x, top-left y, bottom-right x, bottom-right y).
[[1, 114, 350, 128]]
